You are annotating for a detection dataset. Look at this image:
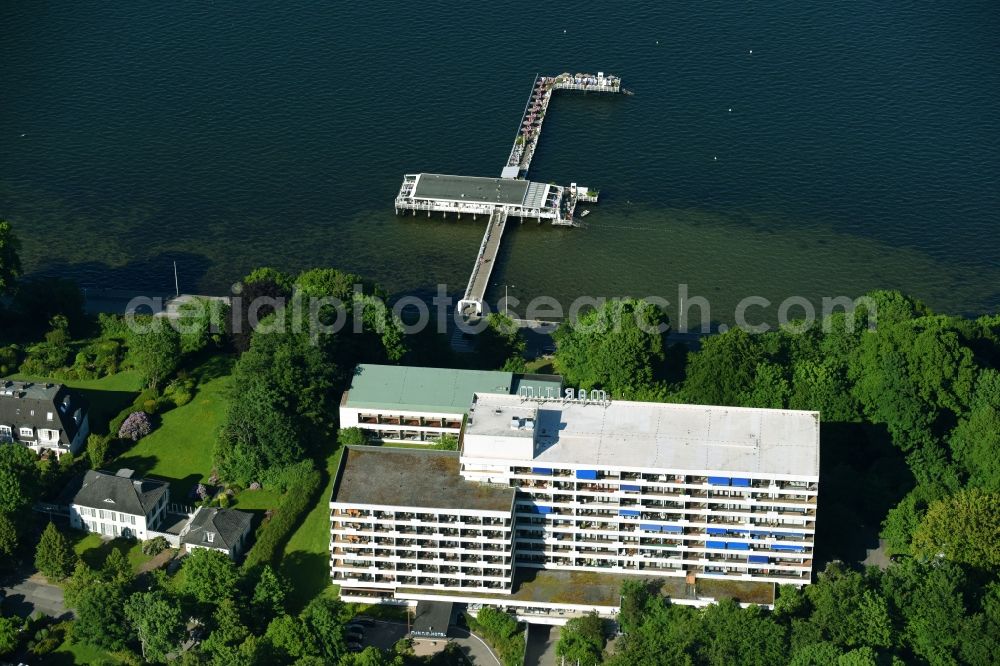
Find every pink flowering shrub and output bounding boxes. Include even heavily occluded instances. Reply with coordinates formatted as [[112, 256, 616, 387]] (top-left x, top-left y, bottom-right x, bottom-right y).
[[118, 411, 153, 442]]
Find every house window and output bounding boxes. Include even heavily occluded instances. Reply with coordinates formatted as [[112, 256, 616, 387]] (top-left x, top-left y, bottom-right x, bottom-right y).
[[19, 427, 33, 438], [98, 509, 105, 520], [47, 412, 54, 421], [0, 426, 11, 440], [205, 532, 215, 544], [130, 515, 136, 525]]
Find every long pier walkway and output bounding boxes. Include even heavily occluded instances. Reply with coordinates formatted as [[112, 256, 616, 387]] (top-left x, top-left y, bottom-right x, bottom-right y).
[[458, 208, 509, 316], [395, 71, 626, 318]]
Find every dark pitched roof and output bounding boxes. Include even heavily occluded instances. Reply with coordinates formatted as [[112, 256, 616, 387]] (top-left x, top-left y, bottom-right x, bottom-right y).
[[64, 469, 168, 516], [181, 507, 253, 551], [412, 600, 453, 637], [0, 379, 87, 445]]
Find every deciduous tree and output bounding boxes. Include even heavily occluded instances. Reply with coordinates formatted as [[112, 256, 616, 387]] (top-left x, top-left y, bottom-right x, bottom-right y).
[[912, 488, 1000, 568], [127, 317, 181, 389], [124, 590, 185, 662], [554, 298, 669, 398], [557, 612, 605, 665], [183, 548, 239, 604]]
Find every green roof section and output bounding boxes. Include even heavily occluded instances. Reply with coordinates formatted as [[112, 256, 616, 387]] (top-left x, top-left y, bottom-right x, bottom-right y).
[[345, 364, 513, 415], [344, 365, 562, 415], [412, 174, 529, 206]]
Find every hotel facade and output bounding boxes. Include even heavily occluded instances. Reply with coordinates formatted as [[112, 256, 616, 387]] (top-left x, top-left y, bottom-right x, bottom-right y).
[[330, 384, 820, 618]]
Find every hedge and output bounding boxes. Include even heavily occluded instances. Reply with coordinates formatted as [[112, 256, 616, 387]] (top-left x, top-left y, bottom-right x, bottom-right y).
[[241, 466, 322, 572]]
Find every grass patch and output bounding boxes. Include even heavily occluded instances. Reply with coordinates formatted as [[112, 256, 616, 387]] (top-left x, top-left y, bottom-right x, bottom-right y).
[[348, 602, 410, 622], [523, 357, 554, 374], [70, 532, 153, 573], [113, 356, 234, 500], [230, 487, 284, 511], [51, 636, 119, 665], [278, 447, 344, 613]]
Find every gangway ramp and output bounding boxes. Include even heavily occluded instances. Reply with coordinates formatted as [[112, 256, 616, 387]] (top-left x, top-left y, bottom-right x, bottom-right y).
[[458, 208, 509, 317]]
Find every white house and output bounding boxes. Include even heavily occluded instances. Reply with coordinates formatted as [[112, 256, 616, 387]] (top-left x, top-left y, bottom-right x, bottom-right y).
[[66, 469, 169, 540], [181, 506, 254, 559]]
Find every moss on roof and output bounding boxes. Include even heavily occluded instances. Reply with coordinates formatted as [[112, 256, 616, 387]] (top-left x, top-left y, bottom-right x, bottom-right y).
[[331, 447, 514, 513]]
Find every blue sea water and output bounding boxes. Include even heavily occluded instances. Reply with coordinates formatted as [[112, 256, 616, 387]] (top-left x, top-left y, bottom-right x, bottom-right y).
[[1, 1, 998, 322]]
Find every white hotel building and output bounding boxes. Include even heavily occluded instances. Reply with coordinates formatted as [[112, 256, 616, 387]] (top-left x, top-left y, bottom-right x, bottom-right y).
[[330, 388, 820, 616]]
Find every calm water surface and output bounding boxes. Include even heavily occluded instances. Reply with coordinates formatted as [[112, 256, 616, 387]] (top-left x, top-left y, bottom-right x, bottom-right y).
[[2, 1, 998, 323]]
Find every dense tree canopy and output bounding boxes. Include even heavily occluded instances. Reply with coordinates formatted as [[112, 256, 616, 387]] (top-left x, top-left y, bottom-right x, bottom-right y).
[[0, 220, 22, 296], [0, 443, 40, 516], [216, 266, 407, 485], [610, 559, 999, 666], [912, 488, 1000, 569], [553, 298, 669, 398], [124, 590, 185, 662], [127, 317, 182, 389], [183, 548, 239, 604], [557, 612, 605, 665]]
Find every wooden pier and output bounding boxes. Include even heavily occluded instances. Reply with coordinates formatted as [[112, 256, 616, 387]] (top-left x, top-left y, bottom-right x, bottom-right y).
[[394, 72, 625, 317]]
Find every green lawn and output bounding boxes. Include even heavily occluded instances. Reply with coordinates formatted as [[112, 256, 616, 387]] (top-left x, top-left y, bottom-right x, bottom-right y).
[[113, 355, 233, 500], [51, 637, 118, 665], [70, 532, 153, 573], [278, 446, 343, 613], [524, 357, 555, 374]]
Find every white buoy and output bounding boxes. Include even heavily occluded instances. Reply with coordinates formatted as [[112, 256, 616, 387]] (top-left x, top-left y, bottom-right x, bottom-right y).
[[749, 49, 753, 54], [714, 156, 718, 161], [728, 108, 732, 112], [563, 29, 567, 33]]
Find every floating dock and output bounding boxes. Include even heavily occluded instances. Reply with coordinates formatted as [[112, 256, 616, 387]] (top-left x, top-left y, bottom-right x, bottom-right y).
[[394, 72, 625, 317]]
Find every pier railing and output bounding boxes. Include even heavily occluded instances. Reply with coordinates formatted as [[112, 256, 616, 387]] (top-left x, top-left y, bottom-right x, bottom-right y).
[[504, 72, 623, 180]]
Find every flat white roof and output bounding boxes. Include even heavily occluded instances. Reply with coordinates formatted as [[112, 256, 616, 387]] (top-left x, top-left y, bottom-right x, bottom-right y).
[[464, 394, 820, 479]]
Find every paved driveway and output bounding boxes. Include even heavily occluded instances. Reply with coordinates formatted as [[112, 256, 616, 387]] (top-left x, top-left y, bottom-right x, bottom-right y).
[[525, 624, 560, 666], [1, 573, 69, 619], [360, 620, 501, 665]]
